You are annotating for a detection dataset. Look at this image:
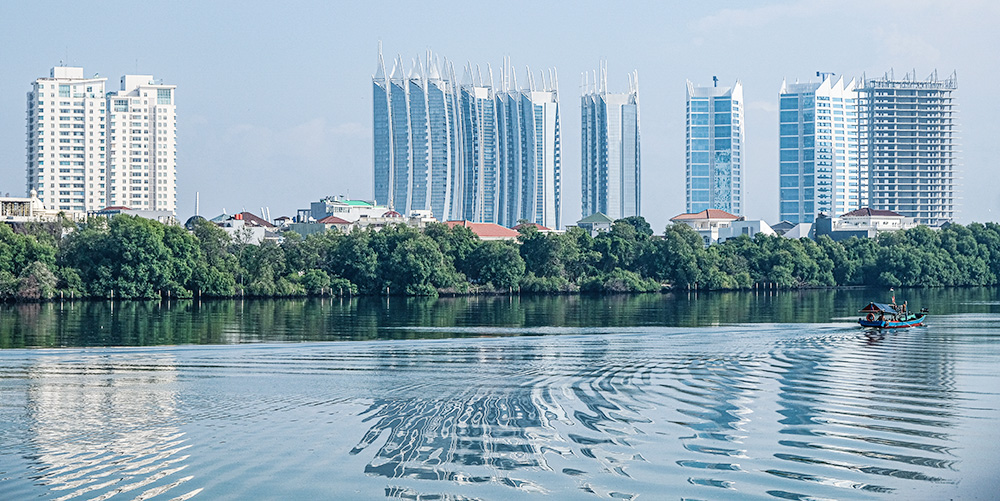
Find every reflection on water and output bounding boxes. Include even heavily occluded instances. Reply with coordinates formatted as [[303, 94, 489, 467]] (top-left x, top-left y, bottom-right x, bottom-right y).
[[1, 289, 999, 499], [2, 287, 1000, 349], [1, 353, 199, 500]]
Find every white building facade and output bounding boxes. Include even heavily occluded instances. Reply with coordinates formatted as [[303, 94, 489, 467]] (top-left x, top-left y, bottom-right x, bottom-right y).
[[106, 75, 177, 212], [581, 63, 640, 220], [26, 67, 108, 212], [26, 67, 177, 214], [686, 80, 744, 215], [778, 76, 860, 223]]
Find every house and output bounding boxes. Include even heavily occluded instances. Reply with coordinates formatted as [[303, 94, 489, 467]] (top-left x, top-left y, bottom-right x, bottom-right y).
[[1, 190, 84, 224], [575, 212, 615, 236], [670, 209, 776, 245], [309, 196, 390, 222], [287, 210, 437, 236], [217, 212, 279, 244], [89, 206, 177, 225], [445, 221, 520, 241], [815, 208, 916, 241], [670, 209, 740, 245]]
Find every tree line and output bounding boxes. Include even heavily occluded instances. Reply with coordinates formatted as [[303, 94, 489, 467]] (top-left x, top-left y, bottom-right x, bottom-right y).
[[2, 214, 1000, 301]]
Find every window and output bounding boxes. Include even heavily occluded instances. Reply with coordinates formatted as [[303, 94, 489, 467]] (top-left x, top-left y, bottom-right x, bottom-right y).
[[157, 89, 172, 104], [59, 85, 70, 97]]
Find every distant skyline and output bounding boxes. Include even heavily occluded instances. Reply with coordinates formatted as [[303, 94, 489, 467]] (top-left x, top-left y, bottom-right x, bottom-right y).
[[1, 0, 998, 231]]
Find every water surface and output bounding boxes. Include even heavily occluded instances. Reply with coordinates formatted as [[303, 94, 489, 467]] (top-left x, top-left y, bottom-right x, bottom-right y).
[[1, 289, 998, 499]]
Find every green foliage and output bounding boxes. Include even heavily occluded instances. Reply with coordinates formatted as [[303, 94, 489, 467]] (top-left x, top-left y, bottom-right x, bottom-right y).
[[7, 215, 1000, 301], [467, 240, 525, 290]]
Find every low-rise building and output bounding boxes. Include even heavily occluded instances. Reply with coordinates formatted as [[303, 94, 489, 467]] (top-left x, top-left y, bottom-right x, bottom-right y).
[[1, 190, 84, 223], [670, 209, 774, 245], [575, 212, 615, 236], [815, 208, 917, 241], [445, 221, 520, 241], [309, 196, 388, 222], [217, 212, 279, 244], [89, 206, 177, 225]]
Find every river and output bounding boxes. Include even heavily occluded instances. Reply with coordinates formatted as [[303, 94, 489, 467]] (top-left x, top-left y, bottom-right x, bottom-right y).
[[1, 288, 998, 499]]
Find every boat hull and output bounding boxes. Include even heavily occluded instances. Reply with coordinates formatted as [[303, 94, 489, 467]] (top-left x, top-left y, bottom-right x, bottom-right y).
[[858, 314, 925, 329]]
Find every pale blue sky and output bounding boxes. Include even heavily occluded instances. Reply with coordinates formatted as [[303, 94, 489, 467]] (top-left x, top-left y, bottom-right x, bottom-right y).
[[1, 0, 998, 229]]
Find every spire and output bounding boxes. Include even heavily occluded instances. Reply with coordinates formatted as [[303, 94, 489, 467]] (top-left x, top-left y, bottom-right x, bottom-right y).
[[390, 56, 403, 81], [374, 41, 386, 80], [427, 51, 441, 80], [408, 57, 422, 79]]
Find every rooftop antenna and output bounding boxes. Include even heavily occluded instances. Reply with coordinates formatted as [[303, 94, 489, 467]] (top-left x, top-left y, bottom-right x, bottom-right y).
[[712, 75, 719, 87]]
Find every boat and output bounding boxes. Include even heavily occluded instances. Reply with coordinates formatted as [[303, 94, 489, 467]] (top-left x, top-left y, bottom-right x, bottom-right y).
[[858, 300, 927, 329]]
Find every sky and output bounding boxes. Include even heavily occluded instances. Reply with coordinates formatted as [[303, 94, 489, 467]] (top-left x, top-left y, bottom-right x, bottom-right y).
[[1, 0, 999, 230]]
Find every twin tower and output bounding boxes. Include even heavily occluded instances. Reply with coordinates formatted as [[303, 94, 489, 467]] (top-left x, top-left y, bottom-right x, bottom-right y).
[[372, 46, 641, 229]]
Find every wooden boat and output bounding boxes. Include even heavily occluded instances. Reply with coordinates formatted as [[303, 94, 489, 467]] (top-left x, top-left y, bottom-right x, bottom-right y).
[[858, 301, 926, 329]]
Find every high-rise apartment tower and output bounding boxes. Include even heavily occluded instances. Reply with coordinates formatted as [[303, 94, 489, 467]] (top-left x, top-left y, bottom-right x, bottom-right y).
[[374, 47, 562, 229], [26, 66, 177, 214], [106, 75, 177, 211], [26, 67, 108, 212], [581, 63, 640, 220], [685, 80, 744, 215], [778, 76, 860, 223]]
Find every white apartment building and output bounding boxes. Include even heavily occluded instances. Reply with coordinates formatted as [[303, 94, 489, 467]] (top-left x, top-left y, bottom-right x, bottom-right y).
[[25, 67, 177, 214], [106, 75, 177, 212], [778, 76, 860, 223], [26, 67, 108, 212]]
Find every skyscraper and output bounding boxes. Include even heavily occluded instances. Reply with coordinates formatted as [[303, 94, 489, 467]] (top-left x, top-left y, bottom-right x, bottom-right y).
[[581, 63, 640, 220], [858, 71, 957, 226], [686, 80, 744, 215], [778, 76, 860, 223], [106, 75, 177, 212], [26, 67, 107, 212], [374, 47, 562, 229], [493, 64, 561, 229], [372, 48, 460, 221]]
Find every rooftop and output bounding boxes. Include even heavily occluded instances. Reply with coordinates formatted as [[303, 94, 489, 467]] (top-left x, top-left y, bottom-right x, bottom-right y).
[[670, 209, 739, 221], [840, 207, 905, 218], [445, 221, 520, 239]]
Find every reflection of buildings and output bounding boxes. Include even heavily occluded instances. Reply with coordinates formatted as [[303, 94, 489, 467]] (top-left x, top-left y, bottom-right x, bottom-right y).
[[23, 354, 194, 499], [769, 334, 958, 490]]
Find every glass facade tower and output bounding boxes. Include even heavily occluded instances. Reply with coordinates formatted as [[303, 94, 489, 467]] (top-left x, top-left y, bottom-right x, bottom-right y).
[[858, 71, 957, 226], [778, 76, 859, 223], [581, 63, 640, 220], [372, 48, 460, 221], [685, 80, 744, 215], [375, 47, 561, 228]]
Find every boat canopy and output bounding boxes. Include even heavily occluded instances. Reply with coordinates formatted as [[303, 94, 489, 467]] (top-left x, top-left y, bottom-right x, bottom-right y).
[[859, 302, 898, 314]]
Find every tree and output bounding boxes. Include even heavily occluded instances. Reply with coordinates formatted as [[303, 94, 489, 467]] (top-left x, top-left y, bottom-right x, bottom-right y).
[[467, 240, 525, 289]]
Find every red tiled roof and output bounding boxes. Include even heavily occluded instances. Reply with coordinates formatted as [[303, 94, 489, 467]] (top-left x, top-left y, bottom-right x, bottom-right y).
[[445, 220, 520, 238], [231, 212, 276, 228], [318, 215, 351, 225], [382, 210, 403, 217], [100, 206, 131, 211], [513, 222, 550, 231], [670, 209, 739, 221], [840, 207, 904, 218]]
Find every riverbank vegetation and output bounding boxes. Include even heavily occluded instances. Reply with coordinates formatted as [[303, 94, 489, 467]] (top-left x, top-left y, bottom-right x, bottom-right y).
[[3, 215, 1000, 300]]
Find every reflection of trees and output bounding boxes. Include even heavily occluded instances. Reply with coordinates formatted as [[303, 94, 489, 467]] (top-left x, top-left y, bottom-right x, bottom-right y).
[[22, 354, 199, 500], [1, 288, 998, 348]]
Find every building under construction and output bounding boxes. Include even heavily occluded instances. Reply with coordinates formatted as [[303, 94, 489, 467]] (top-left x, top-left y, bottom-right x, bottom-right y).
[[858, 70, 958, 227]]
